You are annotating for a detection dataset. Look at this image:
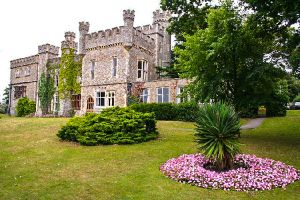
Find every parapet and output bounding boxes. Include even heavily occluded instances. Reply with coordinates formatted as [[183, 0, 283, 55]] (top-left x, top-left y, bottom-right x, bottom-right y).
[[135, 23, 164, 35], [79, 22, 90, 32], [65, 31, 76, 42], [10, 55, 39, 68], [123, 9, 135, 21], [38, 44, 60, 55], [153, 10, 171, 24]]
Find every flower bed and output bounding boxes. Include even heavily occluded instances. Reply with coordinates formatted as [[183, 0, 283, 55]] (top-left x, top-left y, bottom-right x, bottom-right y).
[[160, 154, 300, 191]]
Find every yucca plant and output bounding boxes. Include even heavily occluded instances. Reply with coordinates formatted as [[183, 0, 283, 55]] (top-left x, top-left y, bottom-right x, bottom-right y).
[[195, 102, 241, 170]]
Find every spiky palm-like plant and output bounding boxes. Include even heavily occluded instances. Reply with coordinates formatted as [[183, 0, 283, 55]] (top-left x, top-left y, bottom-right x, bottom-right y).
[[195, 102, 241, 170]]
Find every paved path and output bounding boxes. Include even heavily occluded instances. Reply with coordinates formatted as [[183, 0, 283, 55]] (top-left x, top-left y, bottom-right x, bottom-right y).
[[241, 118, 266, 130]]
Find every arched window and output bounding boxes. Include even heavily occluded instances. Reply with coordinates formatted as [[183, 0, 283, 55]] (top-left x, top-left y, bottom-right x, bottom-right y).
[[87, 97, 94, 112]]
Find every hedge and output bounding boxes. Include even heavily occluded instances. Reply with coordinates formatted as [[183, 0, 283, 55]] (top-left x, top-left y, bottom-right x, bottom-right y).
[[16, 97, 36, 117], [57, 107, 158, 146]]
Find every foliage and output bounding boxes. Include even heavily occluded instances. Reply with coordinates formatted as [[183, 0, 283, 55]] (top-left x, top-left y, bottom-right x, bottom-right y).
[[38, 72, 55, 114], [294, 95, 300, 102], [15, 97, 36, 117], [287, 76, 300, 101], [57, 107, 158, 146], [130, 102, 199, 121], [174, 1, 288, 116], [58, 48, 82, 99], [195, 102, 241, 170], [0, 87, 9, 114]]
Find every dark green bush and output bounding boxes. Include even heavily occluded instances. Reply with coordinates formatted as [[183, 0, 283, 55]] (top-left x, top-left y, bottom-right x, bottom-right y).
[[16, 97, 36, 117], [130, 102, 199, 121], [265, 102, 287, 117], [57, 107, 158, 146]]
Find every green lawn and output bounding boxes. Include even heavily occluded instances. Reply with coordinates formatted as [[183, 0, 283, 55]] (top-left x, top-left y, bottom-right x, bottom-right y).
[[0, 112, 299, 200]]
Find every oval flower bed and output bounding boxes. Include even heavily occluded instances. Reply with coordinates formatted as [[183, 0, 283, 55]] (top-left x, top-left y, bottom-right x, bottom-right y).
[[160, 154, 300, 191]]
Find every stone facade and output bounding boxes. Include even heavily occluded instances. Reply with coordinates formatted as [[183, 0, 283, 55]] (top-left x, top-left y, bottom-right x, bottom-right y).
[[9, 9, 189, 116]]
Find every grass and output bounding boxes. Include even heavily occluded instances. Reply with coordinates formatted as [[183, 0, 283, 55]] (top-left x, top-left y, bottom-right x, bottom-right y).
[[0, 112, 299, 200]]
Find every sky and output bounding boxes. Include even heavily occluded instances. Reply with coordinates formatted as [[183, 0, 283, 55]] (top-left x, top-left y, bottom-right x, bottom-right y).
[[0, 0, 161, 100]]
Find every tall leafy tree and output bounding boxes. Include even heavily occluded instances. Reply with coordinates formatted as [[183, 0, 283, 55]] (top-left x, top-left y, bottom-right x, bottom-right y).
[[38, 72, 55, 114], [175, 1, 286, 115]]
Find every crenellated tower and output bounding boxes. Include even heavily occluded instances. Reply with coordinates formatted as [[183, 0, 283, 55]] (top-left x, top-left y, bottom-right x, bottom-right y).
[[61, 32, 78, 53], [153, 10, 172, 67], [79, 22, 90, 54], [123, 9, 135, 28]]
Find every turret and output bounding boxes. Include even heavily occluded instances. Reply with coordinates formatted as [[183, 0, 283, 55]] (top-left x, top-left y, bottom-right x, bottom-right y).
[[61, 31, 78, 53], [123, 10, 135, 28], [79, 22, 90, 54]]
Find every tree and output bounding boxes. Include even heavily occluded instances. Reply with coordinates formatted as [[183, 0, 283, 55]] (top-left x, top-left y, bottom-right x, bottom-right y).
[[0, 87, 9, 114], [174, 1, 287, 116], [38, 72, 55, 114]]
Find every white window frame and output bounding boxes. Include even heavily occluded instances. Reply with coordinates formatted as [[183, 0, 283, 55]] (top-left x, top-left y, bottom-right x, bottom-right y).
[[25, 67, 31, 76], [107, 91, 115, 107], [140, 88, 150, 103], [137, 60, 148, 81], [176, 86, 184, 104], [157, 87, 170, 103], [112, 57, 118, 77], [16, 69, 21, 78], [95, 91, 106, 107]]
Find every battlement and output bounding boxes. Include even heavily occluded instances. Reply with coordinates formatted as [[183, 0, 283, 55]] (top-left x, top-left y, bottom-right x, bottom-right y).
[[153, 10, 171, 24], [79, 22, 90, 32], [123, 9, 135, 21], [65, 31, 76, 42], [38, 44, 60, 55], [135, 23, 164, 35], [10, 55, 39, 68]]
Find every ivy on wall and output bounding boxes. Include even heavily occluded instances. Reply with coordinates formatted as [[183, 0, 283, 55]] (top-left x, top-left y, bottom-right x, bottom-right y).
[[58, 48, 82, 99]]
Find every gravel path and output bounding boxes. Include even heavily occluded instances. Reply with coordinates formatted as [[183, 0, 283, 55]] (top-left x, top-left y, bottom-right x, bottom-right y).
[[241, 118, 266, 130]]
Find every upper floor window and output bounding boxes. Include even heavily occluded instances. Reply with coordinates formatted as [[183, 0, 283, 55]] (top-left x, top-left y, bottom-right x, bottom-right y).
[[107, 91, 115, 107], [138, 60, 148, 80], [55, 75, 59, 87], [16, 69, 21, 78], [112, 57, 117, 77], [140, 88, 150, 103], [14, 86, 26, 99], [25, 67, 31, 76], [91, 60, 95, 80], [157, 87, 169, 103]]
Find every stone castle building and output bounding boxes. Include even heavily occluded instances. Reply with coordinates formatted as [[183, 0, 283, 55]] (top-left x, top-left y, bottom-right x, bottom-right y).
[[9, 9, 188, 116]]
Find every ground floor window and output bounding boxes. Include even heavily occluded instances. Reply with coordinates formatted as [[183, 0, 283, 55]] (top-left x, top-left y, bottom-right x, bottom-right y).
[[87, 97, 94, 112], [14, 86, 26, 99], [107, 91, 115, 107], [96, 92, 106, 107], [140, 88, 149, 103], [72, 94, 81, 110], [176, 86, 184, 104], [157, 87, 169, 103]]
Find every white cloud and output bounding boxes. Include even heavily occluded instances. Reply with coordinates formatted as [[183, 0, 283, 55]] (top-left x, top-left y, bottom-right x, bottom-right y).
[[0, 0, 161, 99]]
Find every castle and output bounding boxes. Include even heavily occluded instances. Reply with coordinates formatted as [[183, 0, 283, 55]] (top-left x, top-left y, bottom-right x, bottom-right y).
[[9, 9, 188, 116]]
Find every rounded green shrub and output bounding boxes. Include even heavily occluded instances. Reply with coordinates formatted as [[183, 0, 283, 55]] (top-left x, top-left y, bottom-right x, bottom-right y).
[[16, 97, 36, 117], [57, 107, 158, 146], [195, 102, 241, 171]]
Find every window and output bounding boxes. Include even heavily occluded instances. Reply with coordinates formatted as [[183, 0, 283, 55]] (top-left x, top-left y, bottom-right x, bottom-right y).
[[176, 87, 184, 104], [140, 88, 149, 103], [91, 60, 95, 80], [16, 69, 21, 78], [96, 91, 106, 107], [14, 86, 26, 99], [112, 57, 117, 77], [107, 91, 115, 107], [55, 75, 59, 87], [87, 97, 94, 112], [72, 94, 81, 110], [54, 94, 59, 111], [137, 60, 148, 80], [157, 87, 169, 103], [25, 67, 31, 76]]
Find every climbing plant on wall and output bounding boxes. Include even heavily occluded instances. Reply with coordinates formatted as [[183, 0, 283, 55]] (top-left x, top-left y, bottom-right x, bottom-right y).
[[58, 48, 82, 99], [38, 72, 55, 114]]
